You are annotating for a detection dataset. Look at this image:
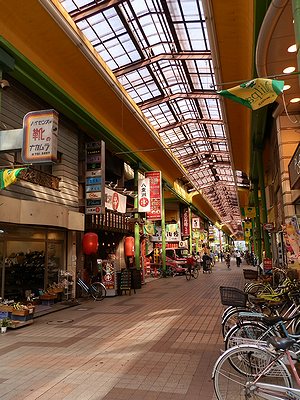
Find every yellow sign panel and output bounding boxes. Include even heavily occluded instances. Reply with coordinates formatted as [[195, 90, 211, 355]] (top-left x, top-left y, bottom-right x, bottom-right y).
[[244, 207, 256, 218], [244, 221, 252, 229]]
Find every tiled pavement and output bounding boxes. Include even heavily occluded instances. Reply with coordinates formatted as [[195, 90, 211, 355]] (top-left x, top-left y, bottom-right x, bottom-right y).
[[0, 261, 247, 399]]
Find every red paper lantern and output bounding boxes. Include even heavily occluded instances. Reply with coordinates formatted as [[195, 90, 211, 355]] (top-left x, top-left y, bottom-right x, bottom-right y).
[[125, 236, 134, 257], [82, 232, 98, 255]]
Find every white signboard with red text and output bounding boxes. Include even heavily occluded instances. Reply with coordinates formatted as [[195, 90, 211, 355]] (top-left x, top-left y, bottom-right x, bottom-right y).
[[138, 177, 151, 212], [105, 187, 127, 214]]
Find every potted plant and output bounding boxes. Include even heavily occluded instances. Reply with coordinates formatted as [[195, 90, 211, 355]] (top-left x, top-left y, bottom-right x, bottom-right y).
[[0, 317, 12, 333]]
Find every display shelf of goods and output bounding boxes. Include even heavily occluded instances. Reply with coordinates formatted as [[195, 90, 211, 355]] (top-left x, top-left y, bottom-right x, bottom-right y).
[[39, 294, 57, 300], [5, 251, 45, 300], [0, 305, 14, 313], [12, 309, 29, 316]]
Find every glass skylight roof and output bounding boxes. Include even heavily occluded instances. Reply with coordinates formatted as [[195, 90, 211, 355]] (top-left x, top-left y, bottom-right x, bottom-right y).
[[59, 0, 242, 233]]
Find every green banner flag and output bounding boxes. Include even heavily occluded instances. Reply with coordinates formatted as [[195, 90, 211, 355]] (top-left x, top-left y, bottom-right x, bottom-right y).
[[218, 78, 284, 110], [0, 168, 26, 190]]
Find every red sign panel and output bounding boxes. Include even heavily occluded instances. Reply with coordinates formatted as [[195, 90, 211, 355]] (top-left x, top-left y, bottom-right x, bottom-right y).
[[145, 171, 162, 220], [181, 207, 190, 237], [263, 257, 272, 272]]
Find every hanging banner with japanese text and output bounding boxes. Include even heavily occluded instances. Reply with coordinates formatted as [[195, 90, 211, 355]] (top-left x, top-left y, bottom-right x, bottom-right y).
[[22, 109, 58, 163], [138, 177, 151, 212], [105, 187, 127, 214], [181, 207, 190, 237], [147, 223, 181, 242], [145, 171, 162, 220]]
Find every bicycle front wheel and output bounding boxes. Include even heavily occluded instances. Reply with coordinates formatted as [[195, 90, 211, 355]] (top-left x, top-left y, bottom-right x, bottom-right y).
[[193, 268, 199, 279], [212, 344, 292, 400], [90, 282, 106, 300]]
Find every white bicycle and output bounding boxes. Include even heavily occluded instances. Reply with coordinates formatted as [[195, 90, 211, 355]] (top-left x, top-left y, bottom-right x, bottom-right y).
[[212, 336, 300, 399]]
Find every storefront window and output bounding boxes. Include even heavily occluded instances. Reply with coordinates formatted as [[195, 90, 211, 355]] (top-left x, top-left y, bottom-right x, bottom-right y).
[[0, 224, 66, 300], [5, 241, 45, 299]]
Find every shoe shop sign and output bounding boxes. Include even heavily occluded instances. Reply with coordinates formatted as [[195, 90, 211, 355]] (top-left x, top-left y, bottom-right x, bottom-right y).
[[22, 109, 58, 163]]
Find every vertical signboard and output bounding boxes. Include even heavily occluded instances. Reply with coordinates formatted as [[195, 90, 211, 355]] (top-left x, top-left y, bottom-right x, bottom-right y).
[[85, 141, 105, 214], [22, 109, 58, 163], [145, 171, 162, 220], [181, 207, 190, 237], [138, 177, 151, 212]]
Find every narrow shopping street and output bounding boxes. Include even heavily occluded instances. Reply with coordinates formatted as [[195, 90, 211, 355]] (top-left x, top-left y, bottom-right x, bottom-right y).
[[0, 262, 245, 400]]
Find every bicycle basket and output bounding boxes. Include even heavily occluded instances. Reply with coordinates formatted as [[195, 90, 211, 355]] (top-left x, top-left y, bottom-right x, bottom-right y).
[[220, 286, 248, 307], [243, 269, 258, 280]]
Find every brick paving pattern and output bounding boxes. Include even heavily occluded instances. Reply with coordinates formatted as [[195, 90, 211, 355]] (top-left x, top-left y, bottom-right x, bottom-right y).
[[0, 261, 246, 399]]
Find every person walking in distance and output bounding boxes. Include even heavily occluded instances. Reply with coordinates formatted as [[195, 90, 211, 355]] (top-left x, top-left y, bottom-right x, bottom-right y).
[[234, 249, 242, 267], [202, 251, 212, 273], [225, 252, 231, 269]]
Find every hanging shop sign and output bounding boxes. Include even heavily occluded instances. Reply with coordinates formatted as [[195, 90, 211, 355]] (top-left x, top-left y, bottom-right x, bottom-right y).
[[145, 171, 162, 220], [178, 240, 188, 248], [282, 216, 300, 268], [192, 217, 200, 229], [22, 109, 58, 163], [263, 222, 274, 231], [244, 229, 251, 238], [209, 225, 215, 241], [138, 177, 151, 212], [105, 187, 127, 214], [288, 143, 300, 189], [244, 207, 256, 218], [244, 221, 252, 229], [199, 229, 207, 242], [181, 207, 190, 237], [147, 223, 181, 242], [85, 141, 105, 215], [263, 257, 272, 272]]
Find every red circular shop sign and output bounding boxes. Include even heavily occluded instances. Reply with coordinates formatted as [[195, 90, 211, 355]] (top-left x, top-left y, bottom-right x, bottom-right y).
[[139, 197, 149, 208], [112, 192, 119, 210]]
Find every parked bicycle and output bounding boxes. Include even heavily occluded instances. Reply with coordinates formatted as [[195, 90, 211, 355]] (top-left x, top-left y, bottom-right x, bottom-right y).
[[212, 336, 300, 399], [77, 275, 106, 301]]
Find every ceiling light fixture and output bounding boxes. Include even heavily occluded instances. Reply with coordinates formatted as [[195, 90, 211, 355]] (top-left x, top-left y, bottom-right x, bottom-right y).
[[283, 85, 291, 91], [283, 66, 296, 74], [290, 97, 300, 103], [288, 44, 297, 53]]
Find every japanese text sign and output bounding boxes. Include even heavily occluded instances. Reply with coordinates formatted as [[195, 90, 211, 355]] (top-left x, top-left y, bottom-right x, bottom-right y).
[[145, 171, 162, 220], [181, 207, 190, 236], [22, 109, 58, 163], [138, 177, 151, 212]]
